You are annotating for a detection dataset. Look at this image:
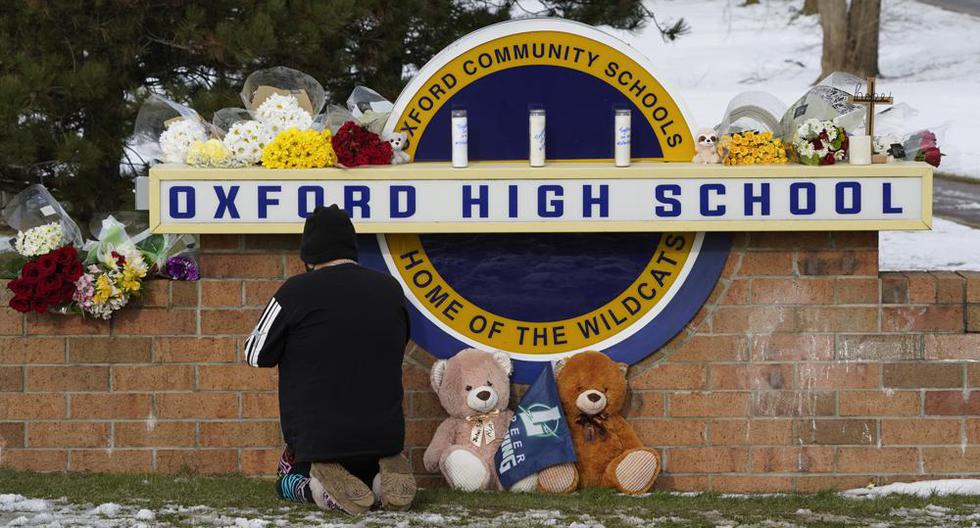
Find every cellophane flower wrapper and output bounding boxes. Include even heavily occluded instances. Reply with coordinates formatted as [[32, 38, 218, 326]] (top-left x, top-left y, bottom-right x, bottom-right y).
[[211, 108, 253, 138], [2, 184, 83, 252], [0, 238, 26, 280], [900, 125, 948, 167], [133, 94, 211, 165], [241, 67, 326, 117], [213, 108, 273, 166], [780, 71, 867, 142], [324, 86, 393, 135], [716, 91, 788, 137], [83, 216, 135, 266], [134, 232, 200, 281]]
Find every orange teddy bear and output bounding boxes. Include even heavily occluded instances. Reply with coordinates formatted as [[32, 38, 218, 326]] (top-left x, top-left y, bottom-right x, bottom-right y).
[[537, 351, 661, 495]]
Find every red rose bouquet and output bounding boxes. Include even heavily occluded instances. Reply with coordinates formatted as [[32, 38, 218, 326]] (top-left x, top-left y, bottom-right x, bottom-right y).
[[903, 129, 943, 168], [7, 245, 83, 314], [331, 121, 393, 167]]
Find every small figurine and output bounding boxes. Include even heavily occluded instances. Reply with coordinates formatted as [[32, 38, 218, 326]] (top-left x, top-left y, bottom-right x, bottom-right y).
[[692, 128, 721, 164], [385, 132, 411, 165]]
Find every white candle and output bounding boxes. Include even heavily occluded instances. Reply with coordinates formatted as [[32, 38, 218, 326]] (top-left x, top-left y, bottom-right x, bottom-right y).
[[451, 109, 468, 168], [614, 109, 631, 167], [529, 109, 546, 167], [849, 135, 872, 165]]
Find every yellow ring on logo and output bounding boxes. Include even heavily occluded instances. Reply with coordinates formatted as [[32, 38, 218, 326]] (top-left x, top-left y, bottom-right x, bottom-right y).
[[392, 30, 694, 162], [384, 233, 694, 354]]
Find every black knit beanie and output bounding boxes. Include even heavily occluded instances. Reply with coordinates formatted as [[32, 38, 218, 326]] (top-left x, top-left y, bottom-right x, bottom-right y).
[[300, 205, 358, 264]]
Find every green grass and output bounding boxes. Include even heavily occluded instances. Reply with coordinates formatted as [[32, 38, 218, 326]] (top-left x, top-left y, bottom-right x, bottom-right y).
[[1, 469, 980, 527]]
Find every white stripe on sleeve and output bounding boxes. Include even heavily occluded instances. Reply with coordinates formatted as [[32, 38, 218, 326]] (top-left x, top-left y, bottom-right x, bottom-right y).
[[246, 298, 280, 366]]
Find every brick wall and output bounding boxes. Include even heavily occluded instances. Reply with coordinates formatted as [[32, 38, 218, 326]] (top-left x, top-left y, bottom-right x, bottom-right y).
[[0, 232, 978, 492]]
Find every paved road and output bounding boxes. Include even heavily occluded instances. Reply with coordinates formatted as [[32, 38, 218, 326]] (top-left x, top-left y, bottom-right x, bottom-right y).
[[917, 0, 980, 17], [934, 175, 980, 228]]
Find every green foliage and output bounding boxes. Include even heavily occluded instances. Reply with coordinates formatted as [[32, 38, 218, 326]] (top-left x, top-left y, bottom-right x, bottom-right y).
[[0, 0, 661, 222]]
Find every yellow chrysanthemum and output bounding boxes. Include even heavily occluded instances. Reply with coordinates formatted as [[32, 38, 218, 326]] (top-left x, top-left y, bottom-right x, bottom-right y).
[[262, 128, 337, 169]]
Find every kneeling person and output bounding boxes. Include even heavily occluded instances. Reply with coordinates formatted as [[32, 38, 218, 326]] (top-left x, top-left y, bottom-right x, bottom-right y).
[[245, 205, 415, 513]]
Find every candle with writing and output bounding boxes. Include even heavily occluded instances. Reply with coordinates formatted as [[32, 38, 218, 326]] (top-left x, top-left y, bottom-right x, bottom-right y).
[[451, 109, 468, 168], [529, 109, 546, 167], [614, 109, 631, 167]]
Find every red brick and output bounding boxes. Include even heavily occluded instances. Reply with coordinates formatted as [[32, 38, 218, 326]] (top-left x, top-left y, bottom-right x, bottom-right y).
[[156, 449, 238, 474], [71, 393, 152, 419], [750, 446, 834, 473], [711, 306, 797, 334], [795, 419, 877, 445], [751, 335, 834, 362], [0, 308, 22, 335], [633, 419, 705, 446], [67, 337, 152, 363], [244, 235, 302, 251], [964, 271, 980, 303], [241, 448, 281, 476], [155, 337, 237, 363], [833, 231, 878, 249], [796, 306, 878, 332], [652, 475, 710, 492], [112, 365, 195, 391], [752, 391, 836, 417], [135, 280, 170, 308], [738, 251, 794, 276], [709, 364, 793, 390], [410, 391, 446, 418], [0, 449, 68, 471], [798, 250, 877, 276], [712, 475, 795, 492], [405, 419, 441, 447], [197, 364, 277, 391], [751, 278, 835, 305], [836, 334, 921, 361], [202, 309, 264, 335], [0, 394, 66, 419], [0, 338, 65, 364], [201, 280, 242, 307], [0, 367, 22, 391], [200, 254, 283, 278], [27, 313, 107, 335], [748, 232, 832, 250], [631, 364, 706, 390], [883, 363, 963, 388], [969, 419, 980, 444], [625, 391, 664, 418], [200, 235, 242, 252], [970, 305, 980, 333], [26, 366, 108, 391], [720, 279, 750, 305], [668, 336, 748, 362], [667, 447, 748, 473], [905, 272, 936, 303], [28, 422, 109, 448], [116, 421, 198, 447], [70, 449, 153, 472], [921, 447, 980, 473], [0, 422, 25, 448], [797, 363, 879, 389], [710, 419, 793, 445], [934, 272, 965, 304], [669, 392, 750, 417], [836, 277, 879, 304], [837, 447, 918, 473], [925, 391, 980, 415], [882, 419, 961, 445], [880, 273, 909, 304], [171, 281, 198, 307], [972, 365, 980, 387], [925, 334, 980, 360], [839, 391, 920, 416], [200, 421, 281, 447], [111, 308, 197, 336], [796, 475, 875, 492], [243, 393, 279, 418], [402, 362, 432, 390], [244, 281, 283, 307], [883, 305, 964, 333], [156, 393, 239, 419]]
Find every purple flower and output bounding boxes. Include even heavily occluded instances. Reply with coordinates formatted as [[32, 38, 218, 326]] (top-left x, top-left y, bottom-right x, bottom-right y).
[[165, 255, 200, 281]]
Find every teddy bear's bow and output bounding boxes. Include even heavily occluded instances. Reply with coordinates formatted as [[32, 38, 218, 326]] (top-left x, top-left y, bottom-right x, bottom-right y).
[[465, 410, 500, 447], [575, 412, 609, 443]]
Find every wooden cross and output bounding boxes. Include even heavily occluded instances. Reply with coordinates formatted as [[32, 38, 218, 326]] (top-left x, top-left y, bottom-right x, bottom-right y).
[[848, 76, 893, 139]]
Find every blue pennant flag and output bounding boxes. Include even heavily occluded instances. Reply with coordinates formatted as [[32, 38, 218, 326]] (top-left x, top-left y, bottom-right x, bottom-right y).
[[494, 364, 576, 489]]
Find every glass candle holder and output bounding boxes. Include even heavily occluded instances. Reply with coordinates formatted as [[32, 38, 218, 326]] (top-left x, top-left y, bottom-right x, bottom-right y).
[[614, 109, 631, 167], [451, 109, 468, 168], [529, 109, 546, 167]]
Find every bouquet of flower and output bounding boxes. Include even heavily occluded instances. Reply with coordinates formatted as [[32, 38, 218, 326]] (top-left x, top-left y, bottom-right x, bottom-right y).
[[331, 121, 393, 167], [133, 94, 210, 165], [262, 128, 337, 169], [722, 130, 788, 166], [7, 244, 83, 314], [793, 119, 848, 166], [902, 129, 943, 167], [135, 233, 200, 281], [74, 217, 150, 319]]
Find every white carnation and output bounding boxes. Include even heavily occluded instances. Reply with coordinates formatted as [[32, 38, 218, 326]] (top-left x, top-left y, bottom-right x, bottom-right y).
[[256, 93, 313, 135], [14, 222, 64, 257], [159, 119, 208, 163], [222, 120, 272, 165]]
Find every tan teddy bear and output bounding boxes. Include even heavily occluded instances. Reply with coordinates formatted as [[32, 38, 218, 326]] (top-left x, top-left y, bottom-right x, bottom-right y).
[[423, 348, 536, 492]]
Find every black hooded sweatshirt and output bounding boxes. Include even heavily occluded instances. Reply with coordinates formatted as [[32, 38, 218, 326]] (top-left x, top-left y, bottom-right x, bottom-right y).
[[245, 207, 409, 463]]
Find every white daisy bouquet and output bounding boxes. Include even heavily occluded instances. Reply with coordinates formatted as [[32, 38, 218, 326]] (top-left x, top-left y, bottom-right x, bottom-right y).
[[793, 118, 849, 166]]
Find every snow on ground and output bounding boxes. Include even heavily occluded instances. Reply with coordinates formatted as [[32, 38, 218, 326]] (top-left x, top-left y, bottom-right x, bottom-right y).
[[611, 0, 980, 180], [844, 479, 980, 498], [881, 217, 980, 270]]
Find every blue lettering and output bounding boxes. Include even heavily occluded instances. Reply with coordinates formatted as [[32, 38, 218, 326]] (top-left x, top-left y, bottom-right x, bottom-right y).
[[297, 186, 324, 218], [538, 185, 563, 218], [214, 185, 240, 219], [882, 182, 903, 214], [508, 185, 518, 218], [743, 182, 771, 216], [463, 184, 488, 218], [169, 186, 195, 219], [344, 186, 371, 218], [790, 182, 816, 215], [835, 181, 861, 214], [582, 184, 609, 218], [700, 184, 726, 217], [257, 185, 281, 219], [390, 185, 416, 218], [654, 184, 681, 217]]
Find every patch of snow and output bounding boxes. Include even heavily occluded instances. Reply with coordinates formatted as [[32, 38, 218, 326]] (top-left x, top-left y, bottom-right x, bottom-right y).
[[880, 218, 980, 271], [844, 479, 980, 498], [134, 508, 155, 521], [89, 502, 122, 517], [0, 495, 48, 513]]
